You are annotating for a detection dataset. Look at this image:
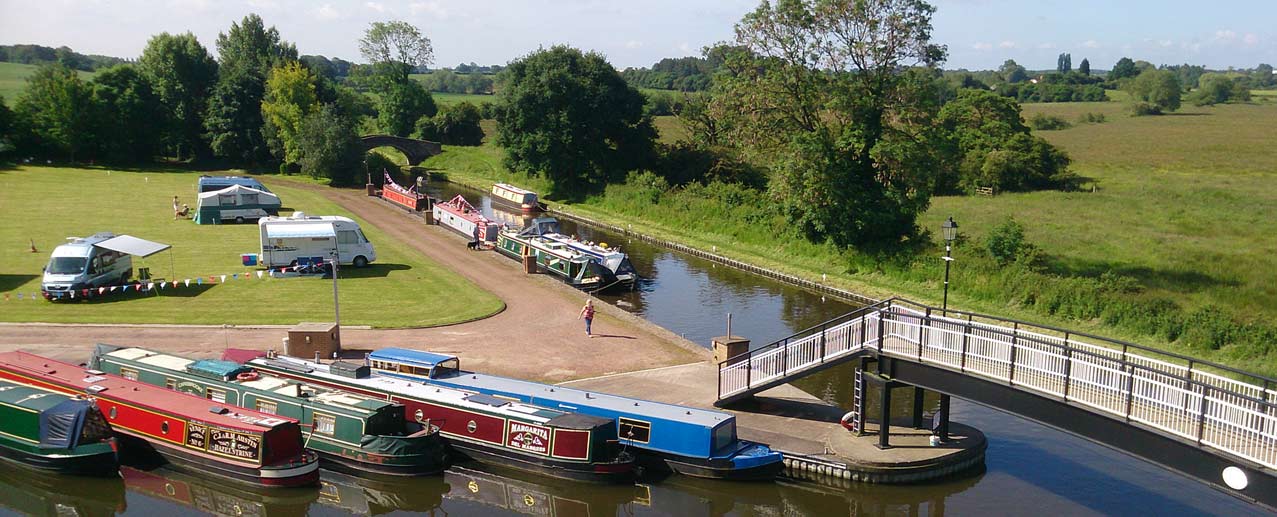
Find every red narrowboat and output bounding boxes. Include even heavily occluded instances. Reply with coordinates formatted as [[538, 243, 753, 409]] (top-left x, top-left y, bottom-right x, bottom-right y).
[[432, 194, 500, 246], [0, 352, 319, 488], [381, 172, 430, 212]]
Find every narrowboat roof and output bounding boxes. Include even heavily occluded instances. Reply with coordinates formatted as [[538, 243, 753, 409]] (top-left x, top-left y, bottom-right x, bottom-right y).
[[0, 378, 71, 412], [493, 183, 534, 195], [370, 348, 732, 427], [0, 351, 296, 433], [250, 356, 574, 425], [103, 348, 394, 415], [369, 349, 458, 368]]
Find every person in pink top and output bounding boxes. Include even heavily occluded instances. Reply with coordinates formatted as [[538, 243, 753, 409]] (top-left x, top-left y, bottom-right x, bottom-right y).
[[579, 299, 596, 337]]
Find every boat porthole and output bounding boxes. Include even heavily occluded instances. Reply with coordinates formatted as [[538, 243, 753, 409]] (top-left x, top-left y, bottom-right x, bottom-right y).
[[467, 420, 477, 433], [524, 494, 536, 507], [109, 407, 117, 419], [161, 421, 169, 434], [165, 483, 176, 496], [1223, 466, 1249, 490], [414, 409, 424, 422]]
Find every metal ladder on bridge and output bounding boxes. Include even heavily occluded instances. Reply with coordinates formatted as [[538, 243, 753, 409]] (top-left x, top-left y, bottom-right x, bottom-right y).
[[847, 367, 864, 433]]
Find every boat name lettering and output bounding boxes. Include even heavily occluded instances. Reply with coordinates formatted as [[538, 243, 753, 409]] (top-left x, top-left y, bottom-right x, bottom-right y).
[[186, 422, 207, 448], [208, 427, 261, 460], [507, 422, 550, 455]]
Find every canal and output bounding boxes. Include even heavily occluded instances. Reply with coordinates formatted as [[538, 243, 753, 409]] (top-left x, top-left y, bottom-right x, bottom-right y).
[[4, 183, 1264, 516]]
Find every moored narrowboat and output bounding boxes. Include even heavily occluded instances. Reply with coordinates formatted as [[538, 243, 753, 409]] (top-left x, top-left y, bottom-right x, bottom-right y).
[[491, 183, 542, 212], [364, 348, 785, 481], [0, 378, 120, 476], [0, 351, 320, 488], [381, 171, 431, 212], [92, 345, 449, 477], [495, 218, 638, 290], [245, 352, 637, 483], [433, 194, 500, 245]]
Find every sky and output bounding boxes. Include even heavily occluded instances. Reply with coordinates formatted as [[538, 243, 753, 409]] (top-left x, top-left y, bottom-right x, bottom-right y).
[[0, 0, 1273, 71]]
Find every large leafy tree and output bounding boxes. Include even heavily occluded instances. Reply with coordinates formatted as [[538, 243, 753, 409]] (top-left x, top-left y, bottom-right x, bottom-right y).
[[495, 45, 655, 198], [358, 21, 434, 71], [715, 0, 948, 247], [297, 104, 363, 186], [938, 89, 1072, 193], [204, 14, 298, 164], [1109, 57, 1138, 81], [1124, 68, 1181, 114], [999, 59, 1028, 83], [415, 101, 484, 146], [261, 62, 319, 164], [377, 79, 435, 136], [138, 32, 217, 159], [0, 95, 13, 156], [90, 65, 164, 162], [358, 20, 437, 136], [14, 63, 98, 161]]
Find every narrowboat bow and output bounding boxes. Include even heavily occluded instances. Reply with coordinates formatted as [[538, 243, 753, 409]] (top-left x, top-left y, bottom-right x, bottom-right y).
[[0, 378, 120, 476], [495, 217, 638, 291]]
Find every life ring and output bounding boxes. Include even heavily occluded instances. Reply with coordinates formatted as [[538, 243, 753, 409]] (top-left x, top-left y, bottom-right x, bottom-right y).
[[839, 411, 857, 431], [237, 371, 260, 382]]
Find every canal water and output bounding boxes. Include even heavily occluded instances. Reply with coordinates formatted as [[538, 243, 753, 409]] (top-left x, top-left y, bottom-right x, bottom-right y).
[[2, 183, 1264, 516]]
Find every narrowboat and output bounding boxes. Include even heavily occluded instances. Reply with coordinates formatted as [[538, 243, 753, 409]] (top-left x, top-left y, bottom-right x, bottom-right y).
[[381, 172, 430, 212], [245, 352, 637, 483], [495, 218, 638, 290], [0, 351, 320, 488], [0, 378, 120, 476], [92, 346, 450, 477], [491, 183, 542, 212], [432, 194, 500, 245], [363, 348, 785, 481]]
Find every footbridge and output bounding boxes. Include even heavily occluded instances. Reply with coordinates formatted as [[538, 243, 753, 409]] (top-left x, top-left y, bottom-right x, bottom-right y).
[[361, 135, 442, 165], [716, 298, 1277, 508]]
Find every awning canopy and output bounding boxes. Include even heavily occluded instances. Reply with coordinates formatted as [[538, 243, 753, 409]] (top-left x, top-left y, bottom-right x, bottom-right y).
[[97, 235, 171, 258], [264, 222, 335, 239]]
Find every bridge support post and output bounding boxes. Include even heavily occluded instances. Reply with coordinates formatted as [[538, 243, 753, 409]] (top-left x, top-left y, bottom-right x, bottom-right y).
[[879, 378, 893, 449], [912, 387, 926, 429], [939, 394, 951, 441]]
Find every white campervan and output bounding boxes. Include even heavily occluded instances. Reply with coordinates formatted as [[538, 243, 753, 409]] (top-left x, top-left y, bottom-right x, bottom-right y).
[[41, 232, 133, 300], [258, 213, 376, 268]]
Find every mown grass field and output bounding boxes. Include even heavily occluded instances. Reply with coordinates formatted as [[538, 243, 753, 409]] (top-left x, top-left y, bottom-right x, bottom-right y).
[[422, 100, 1277, 375], [0, 62, 96, 105], [0, 166, 503, 327]]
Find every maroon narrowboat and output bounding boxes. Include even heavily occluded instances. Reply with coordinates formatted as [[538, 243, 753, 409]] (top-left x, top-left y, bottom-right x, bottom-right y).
[[381, 172, 430, 212]]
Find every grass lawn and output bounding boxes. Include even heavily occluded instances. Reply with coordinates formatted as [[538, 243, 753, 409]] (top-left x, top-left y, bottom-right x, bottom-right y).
[[0, 166, 503, 327], [0, 62, 96, 105], [429, 92, 496, 106]]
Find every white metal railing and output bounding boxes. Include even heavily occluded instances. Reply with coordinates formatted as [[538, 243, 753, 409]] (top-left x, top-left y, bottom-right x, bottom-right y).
[[717, 303, 1277, 471]]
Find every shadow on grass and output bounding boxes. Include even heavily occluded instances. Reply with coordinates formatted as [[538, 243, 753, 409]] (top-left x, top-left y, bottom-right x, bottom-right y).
[[0, 274, 38, 293], [1047, 258, 1239, 293], [337, 263, 411, 279], [44, 283, 217, 304]]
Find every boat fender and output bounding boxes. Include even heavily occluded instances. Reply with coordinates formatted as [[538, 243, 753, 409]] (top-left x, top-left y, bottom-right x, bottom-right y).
[[237, 371, 260, 382], [839, 411, 856, 431]]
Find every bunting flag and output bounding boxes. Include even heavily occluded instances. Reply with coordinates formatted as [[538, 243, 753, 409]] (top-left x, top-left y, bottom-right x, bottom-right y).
[[98, 287, 105, 295], [82, 289, 90, 297], [3, 293, 8, 301], [146, 282, 154, 290], [256, 271, 264, 279], [220, 275, 227, 283], [69, 291, 75, 299], [197, 277, 203, 285], [16, 293, 22, 300], [184, 279, 191, 287], [110, 286, 118, 292], [232, 274, 238, 280]]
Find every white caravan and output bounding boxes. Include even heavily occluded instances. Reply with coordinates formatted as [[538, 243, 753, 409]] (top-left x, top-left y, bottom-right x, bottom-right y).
[[258, 213, 376, 268]]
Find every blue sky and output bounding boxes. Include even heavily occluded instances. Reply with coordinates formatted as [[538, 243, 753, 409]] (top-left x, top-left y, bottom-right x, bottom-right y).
[[1, 0, 1272, 70]]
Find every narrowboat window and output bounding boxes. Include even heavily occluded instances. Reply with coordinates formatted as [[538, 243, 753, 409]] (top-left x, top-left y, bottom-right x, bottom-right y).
[[314, 414, 336, 435], [206, 388, 226, 403], [108, 406, 117, 419], [164, 378, 176, 390], [435, 359, 459, 378], [120, 368, 139, 381], [712, 421, 737, 451], [619, 418, 652, 444], [256, 400, 277, 414], [413, 366, 432, 376], [398, 363, 414, 374]]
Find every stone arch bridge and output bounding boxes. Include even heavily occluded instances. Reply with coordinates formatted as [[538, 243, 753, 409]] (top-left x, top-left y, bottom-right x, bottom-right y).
[[361, 135, 442, 165]]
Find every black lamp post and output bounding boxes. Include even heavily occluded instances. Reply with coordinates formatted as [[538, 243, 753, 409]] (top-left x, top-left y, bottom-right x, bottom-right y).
[[941, 217, 958, 315]]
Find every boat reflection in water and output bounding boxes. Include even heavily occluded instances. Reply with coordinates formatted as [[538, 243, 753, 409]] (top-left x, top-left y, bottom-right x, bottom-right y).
[[120, 466, 316, 517], [444, 464, 638, 516], [316, 471, 447, 515], [0, 464, 125, 517]]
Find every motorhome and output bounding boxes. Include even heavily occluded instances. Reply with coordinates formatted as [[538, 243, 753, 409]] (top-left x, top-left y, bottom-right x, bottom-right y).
[[258, 213, 376, 268], [41, 232, 133, 300], [197, 175, 272, 194]]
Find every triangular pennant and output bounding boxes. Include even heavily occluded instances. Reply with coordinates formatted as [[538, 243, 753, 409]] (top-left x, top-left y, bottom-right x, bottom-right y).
[[197, 277, 203, 285], [184, 279, 191, 287], [70, 291, 75, 299], [244, 272, 251, 279], [256, 271, 264, 279], [232, 274, 238, 280], [3, 293, 9, 301], [81, 289, 89, 297], [220, 275, 227, 283], [110, 286, 118, 292], [98, 287, 105, 294], [146, 282, 154, 290], [16, 293, 22, 300]]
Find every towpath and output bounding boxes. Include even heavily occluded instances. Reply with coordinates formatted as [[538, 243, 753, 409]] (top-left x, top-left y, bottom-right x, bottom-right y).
[[0, 184, 705, 382]]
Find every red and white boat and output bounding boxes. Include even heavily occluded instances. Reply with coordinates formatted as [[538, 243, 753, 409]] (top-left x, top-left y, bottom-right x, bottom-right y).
[[381, 171, 430, 212], [432, 194, 500, 245], [0, 351, 319, 488]]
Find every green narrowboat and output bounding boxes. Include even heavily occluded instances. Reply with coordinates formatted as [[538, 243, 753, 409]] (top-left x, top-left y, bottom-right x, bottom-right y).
[[92, 346, 448, 477], [0, 378, 119, 476]]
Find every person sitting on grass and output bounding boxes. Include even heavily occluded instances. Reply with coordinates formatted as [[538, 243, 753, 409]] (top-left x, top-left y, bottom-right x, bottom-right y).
[[173, 196, 190, 219]]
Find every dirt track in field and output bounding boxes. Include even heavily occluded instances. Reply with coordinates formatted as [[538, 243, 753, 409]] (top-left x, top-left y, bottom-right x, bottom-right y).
[[0, 183, 706, 383]]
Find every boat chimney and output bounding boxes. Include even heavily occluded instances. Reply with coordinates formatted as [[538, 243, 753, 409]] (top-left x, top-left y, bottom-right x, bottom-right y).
[[314, 351, 321, 364], [726, 313, 732, 340]]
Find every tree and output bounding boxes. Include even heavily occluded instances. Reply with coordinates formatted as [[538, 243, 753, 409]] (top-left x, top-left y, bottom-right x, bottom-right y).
[[0, 95, 13, 156], [204, 14, 298, 164], [938, 89, 1072, 193], [1109, 57, 1137, 81], [1057, 53, 1071, 73], [358, 21, 434, 70], [297, 104, 363, 185], [495, 46, 655, 198], [714, 0, 947, 248], [1079, 58, 1090, 76], [1191, 73, 1251, 106], [378, 79, 436, 136], [999, 59, 1028, 83], [14, 63, 98, 160], [415, 101, 484, 145], [1124, 68, 1181, 114], [138, 32, 217, 159], [261, 62, 320, 164], [1253, 63, 1275, 89], [90, 65, 164, 162]]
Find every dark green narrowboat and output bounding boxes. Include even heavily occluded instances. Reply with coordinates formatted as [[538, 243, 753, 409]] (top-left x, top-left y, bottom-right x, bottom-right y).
[[92, 346, 448, 477], [0, 378, 119, 476]]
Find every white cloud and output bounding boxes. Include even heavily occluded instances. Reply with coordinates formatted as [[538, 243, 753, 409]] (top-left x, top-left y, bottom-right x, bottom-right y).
[[313, 4, 340, 20], [1214, 29, 1237, 42], [1243, 33, 1260, 47], [972, 42, 993, 51], [677, 42, 692, 54], [1081, 39, 1100, 49], [624, 40, 643, 49], [409, 1, 449, 19], [998, 40, 1016, 49], [365, 1, 386, 13], [1158, 39, 1173, 48], [1036, 42, 1056, 50]]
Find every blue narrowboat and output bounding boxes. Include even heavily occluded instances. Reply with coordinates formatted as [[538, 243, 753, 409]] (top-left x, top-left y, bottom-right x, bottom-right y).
[[362, 348, 784, 480]]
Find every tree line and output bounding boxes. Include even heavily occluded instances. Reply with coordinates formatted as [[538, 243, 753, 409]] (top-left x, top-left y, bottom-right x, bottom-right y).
[[0, 44, 128, 71]]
